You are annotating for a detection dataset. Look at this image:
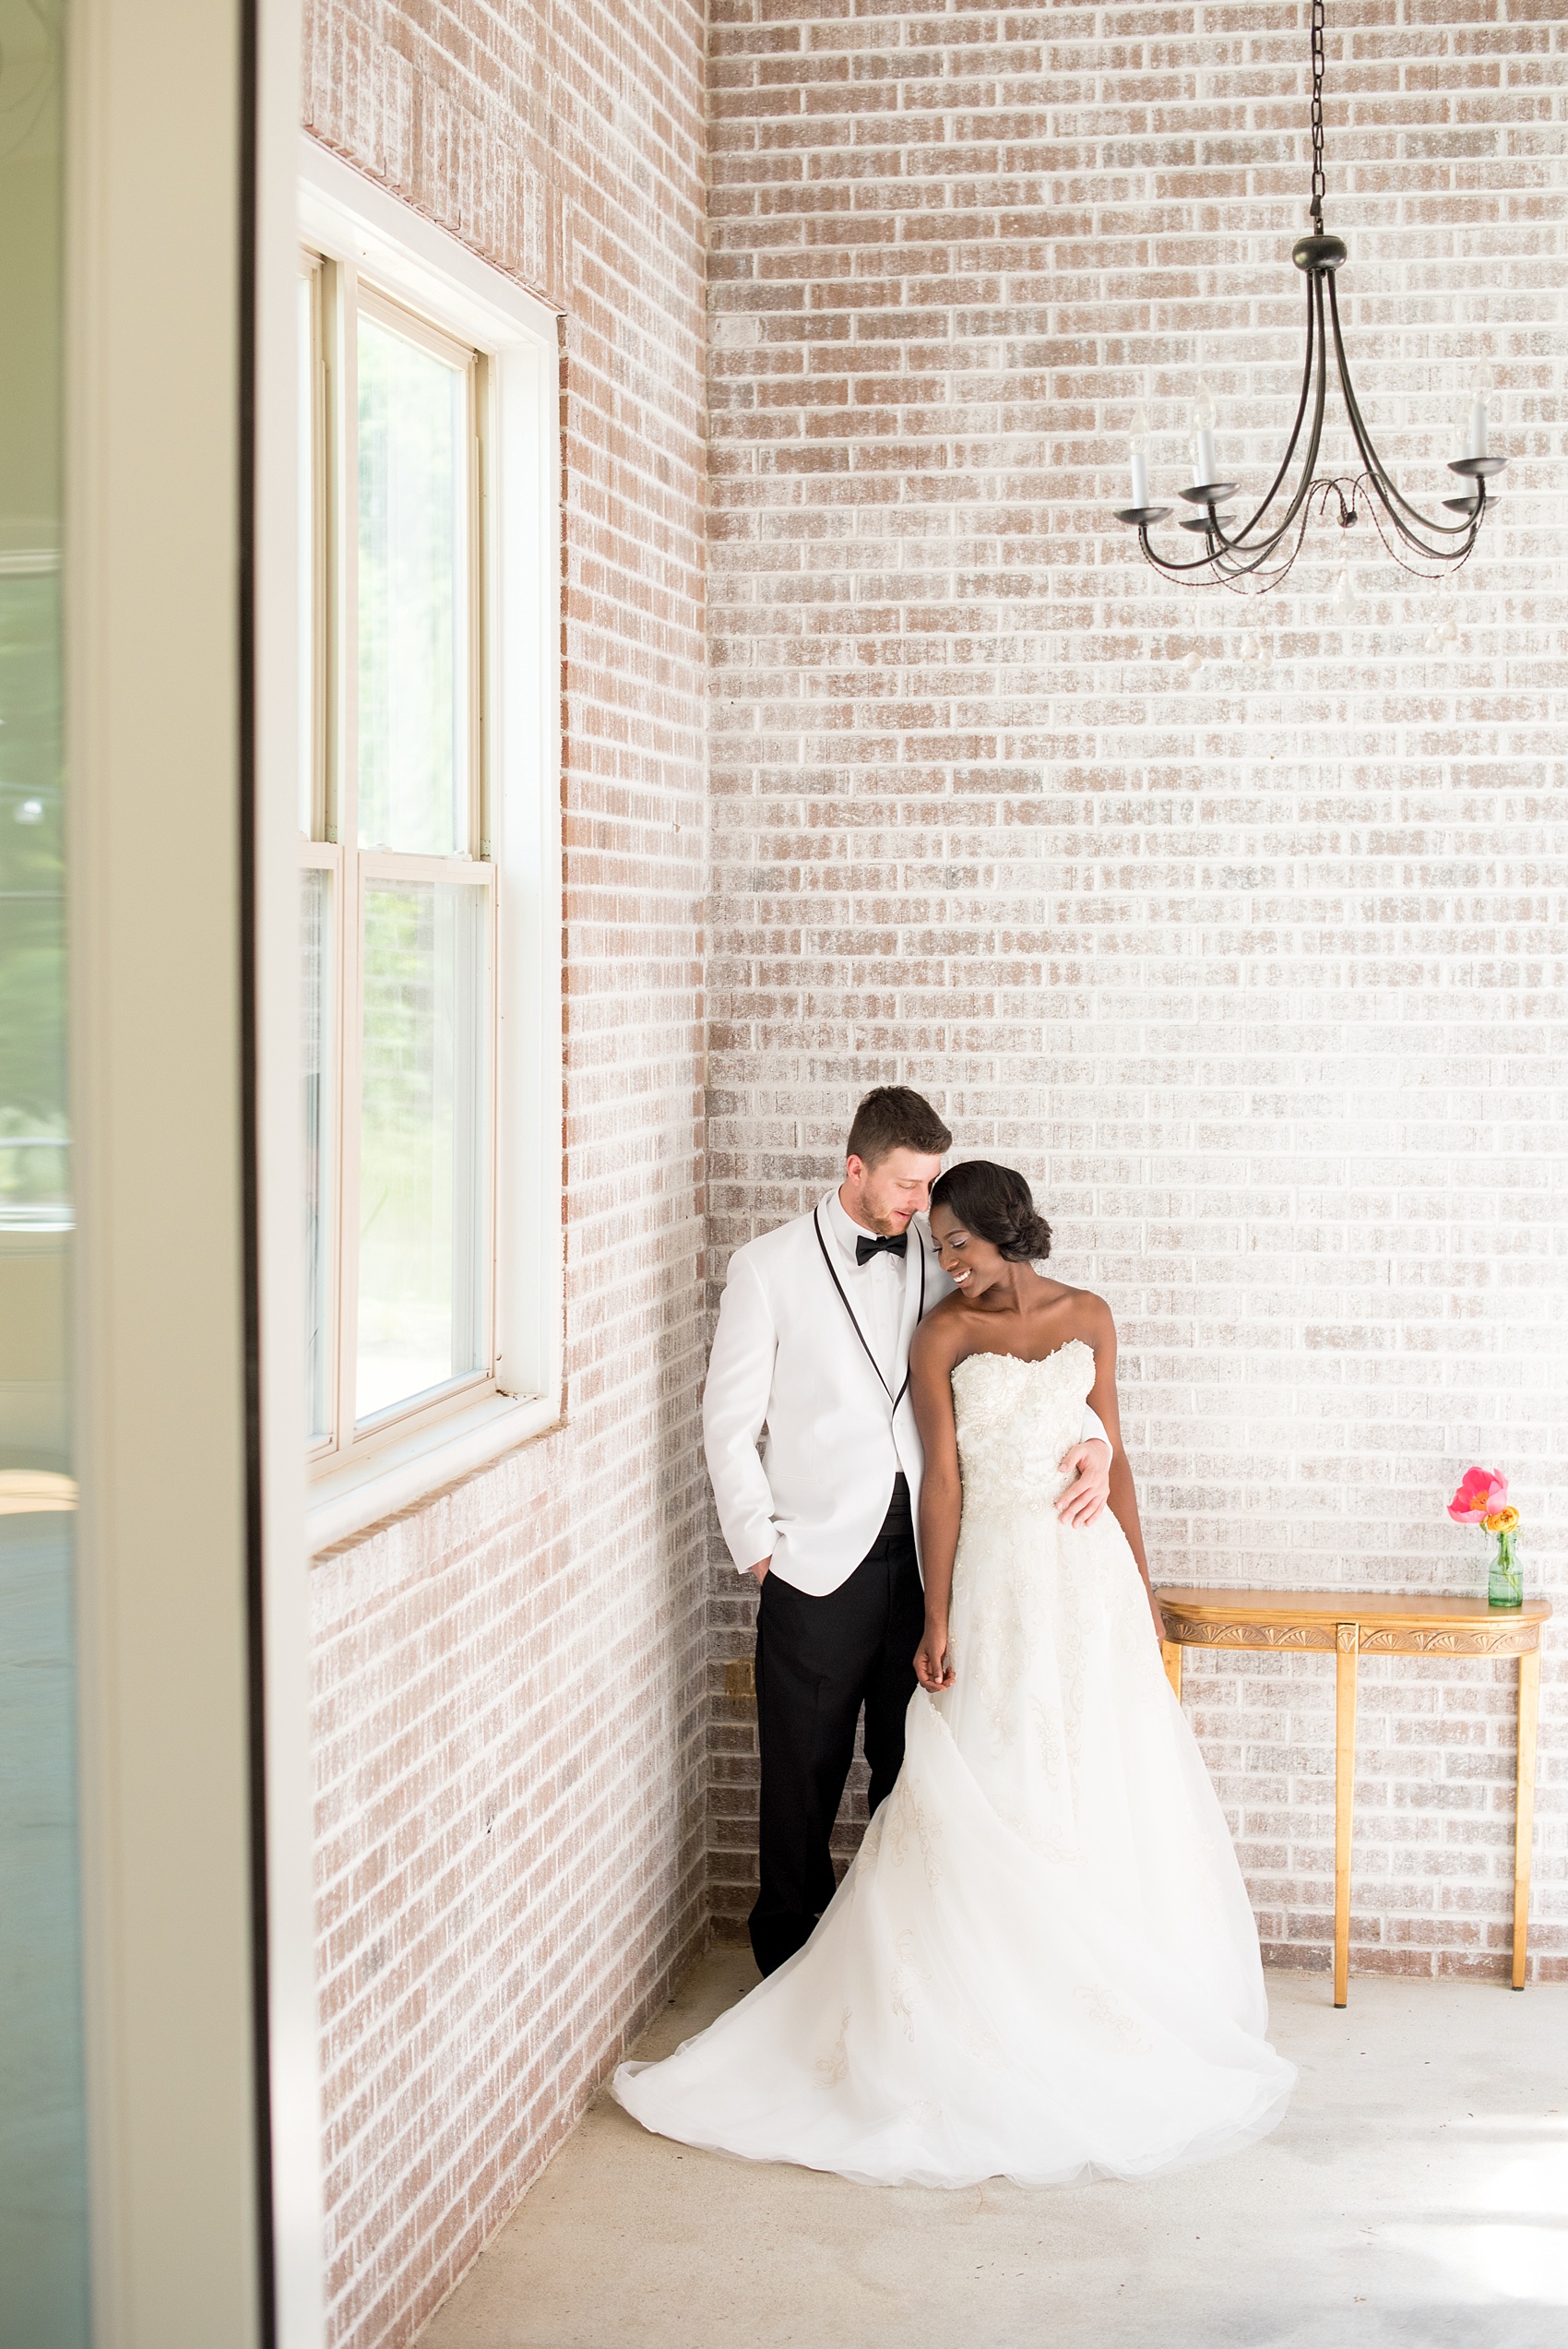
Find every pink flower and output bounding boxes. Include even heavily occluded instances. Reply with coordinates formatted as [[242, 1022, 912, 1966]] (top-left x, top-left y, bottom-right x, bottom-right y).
[[1448, 1467, 1508, 1525]]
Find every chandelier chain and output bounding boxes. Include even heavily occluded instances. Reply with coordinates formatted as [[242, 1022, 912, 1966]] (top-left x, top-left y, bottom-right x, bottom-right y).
[[1310, 0, 1327, 231]]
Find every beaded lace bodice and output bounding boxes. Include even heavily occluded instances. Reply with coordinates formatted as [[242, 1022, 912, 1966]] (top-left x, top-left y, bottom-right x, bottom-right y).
[[951, 1340, 1097, 1518]]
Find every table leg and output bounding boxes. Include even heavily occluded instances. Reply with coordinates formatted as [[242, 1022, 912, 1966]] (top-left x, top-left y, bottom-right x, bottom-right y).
[[1162, 1640, 1182, 1703], [1513, 1648, 1540, 1991], [1335, 1623, 1359, 2008]]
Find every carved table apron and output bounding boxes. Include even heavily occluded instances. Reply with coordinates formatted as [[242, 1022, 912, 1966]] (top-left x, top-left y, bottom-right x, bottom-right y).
[[1155, 1588, 1553, 2007]]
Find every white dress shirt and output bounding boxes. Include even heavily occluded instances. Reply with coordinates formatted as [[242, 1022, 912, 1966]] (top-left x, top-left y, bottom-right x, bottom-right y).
[[822, 1186, 908, 1385]]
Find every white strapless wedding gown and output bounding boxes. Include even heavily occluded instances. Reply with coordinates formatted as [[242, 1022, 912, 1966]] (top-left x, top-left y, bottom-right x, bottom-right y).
[[613, 1341, 1294, 2186]]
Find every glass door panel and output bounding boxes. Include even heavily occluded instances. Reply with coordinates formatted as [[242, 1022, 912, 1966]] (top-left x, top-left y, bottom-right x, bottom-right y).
[[0, 2, 89, 2341]]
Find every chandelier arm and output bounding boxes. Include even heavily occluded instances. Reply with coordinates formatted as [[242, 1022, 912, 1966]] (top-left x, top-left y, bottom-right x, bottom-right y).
[[1225, 477, 1336, 588], [1142, 478, 1320, 592], [1136, 474, 1331, 581], [1356, 444, 1481, 554], [1356, 473, 1484, 580], [1225, 473, 1346, 587], [1324, 275, 1478, 544], [1138, 489, 1309, 584], [1216, 268, 1321, 543], [1203, 275, 1332, 561], [1137, 515, 1305, 578], [1134, 277, 1328, 580], [1134, 529, 1247, 577], [1351, 425, 1480, 555]]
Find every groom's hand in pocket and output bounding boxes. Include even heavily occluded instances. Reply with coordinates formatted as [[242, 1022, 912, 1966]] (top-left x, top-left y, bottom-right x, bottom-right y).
[[1055, 1437, 1111, 1527], [748, 1557, 770, 1586]]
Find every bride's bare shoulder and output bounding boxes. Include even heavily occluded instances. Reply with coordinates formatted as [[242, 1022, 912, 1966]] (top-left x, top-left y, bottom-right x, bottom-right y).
[[1038, 1281, 1116, 1344], [912, 1294, 969, 1362]]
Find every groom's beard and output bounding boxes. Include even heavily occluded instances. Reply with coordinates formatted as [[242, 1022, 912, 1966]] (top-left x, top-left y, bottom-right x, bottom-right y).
[[840, 1167, 928, 1235], [857, 1195, 920, 1236]]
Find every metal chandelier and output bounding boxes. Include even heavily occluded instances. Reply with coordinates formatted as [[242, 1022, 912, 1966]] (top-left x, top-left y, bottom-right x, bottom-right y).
[[1114, 0, 1504, 590]]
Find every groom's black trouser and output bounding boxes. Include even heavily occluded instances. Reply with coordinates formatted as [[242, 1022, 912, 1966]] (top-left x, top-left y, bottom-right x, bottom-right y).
[[749, 1474, 924, 1979]]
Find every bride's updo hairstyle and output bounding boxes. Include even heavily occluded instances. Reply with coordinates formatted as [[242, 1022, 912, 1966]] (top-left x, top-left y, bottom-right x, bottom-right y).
[[928, 1161, 1052, 1264]]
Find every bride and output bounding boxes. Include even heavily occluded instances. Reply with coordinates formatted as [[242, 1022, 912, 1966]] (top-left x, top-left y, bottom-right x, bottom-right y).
[[613, 1162, 1294, 2187]]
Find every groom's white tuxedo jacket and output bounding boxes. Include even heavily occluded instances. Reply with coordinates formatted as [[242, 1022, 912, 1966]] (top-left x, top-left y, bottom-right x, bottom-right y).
[[704, 1191, 944, 1597], [704, 1189, 1108, 1598]]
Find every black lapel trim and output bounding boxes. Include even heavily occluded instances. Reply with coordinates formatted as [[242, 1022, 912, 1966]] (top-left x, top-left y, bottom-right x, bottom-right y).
[[813, 1206, 923, 1414], [897, 1234, 927, 1414]]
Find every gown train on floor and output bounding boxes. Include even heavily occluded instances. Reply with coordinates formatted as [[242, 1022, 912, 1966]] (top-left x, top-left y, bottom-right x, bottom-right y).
[[613, 1341, 1294, 2187]]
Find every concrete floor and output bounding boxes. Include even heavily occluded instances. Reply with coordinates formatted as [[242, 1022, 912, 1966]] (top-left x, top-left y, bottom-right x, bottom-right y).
[[422, 1949, 1568, 2349]]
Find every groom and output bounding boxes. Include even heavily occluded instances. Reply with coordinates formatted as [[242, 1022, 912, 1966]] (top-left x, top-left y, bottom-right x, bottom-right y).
[[705, 1087, 1113, 1975]]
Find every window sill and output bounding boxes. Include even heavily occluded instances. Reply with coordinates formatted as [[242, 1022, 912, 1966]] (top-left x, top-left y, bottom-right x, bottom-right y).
[[306, 1389, 561, 1554]]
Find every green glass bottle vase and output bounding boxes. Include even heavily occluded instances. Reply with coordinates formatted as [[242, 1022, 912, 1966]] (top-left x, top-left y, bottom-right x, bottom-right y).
[[1488, 1530, 1523, 1609]]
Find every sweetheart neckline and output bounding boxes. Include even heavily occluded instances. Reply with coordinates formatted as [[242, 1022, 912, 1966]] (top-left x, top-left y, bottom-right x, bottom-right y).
[[951, 1337, 1094, 1378]]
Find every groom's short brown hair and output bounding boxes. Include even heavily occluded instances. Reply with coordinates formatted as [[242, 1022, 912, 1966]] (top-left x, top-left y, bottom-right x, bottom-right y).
[[846, 1086, 952, 1168]]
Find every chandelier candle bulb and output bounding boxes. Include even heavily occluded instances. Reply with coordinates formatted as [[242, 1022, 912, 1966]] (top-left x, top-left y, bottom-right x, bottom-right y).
[[1128, 406, 1151, 507], [1190, 386, 1218, 487], [1464, 365, 1492, 461]]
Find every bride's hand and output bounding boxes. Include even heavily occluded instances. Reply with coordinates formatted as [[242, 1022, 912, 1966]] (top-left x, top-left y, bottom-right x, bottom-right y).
[[914, 1623, 956, 1692]]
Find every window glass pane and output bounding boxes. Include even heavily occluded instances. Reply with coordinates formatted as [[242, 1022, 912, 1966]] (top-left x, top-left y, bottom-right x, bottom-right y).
[[302, 866, 333, 1442], [297, 268, 316, 839], [356, 313, 467, 855], [0, 0, 89, 2334], [356, 877, 489, 1422]]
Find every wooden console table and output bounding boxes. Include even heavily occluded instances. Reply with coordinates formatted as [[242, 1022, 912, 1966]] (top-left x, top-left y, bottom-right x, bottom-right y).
[[1155, 1587, 1552, 2008]]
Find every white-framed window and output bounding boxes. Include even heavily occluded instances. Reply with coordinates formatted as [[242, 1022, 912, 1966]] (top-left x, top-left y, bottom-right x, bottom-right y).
[[298, 140, 562, 1544]]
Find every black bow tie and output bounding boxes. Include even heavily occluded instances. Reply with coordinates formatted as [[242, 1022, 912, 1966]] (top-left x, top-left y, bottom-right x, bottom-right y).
[[855, 1231, 908, 1265]]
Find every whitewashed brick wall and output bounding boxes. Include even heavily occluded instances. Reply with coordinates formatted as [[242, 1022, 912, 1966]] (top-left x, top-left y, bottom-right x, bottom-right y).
[[303, 3, 708, 2344], [294, 6, 1566, 2342], [705, 0, 1568, 1984]]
